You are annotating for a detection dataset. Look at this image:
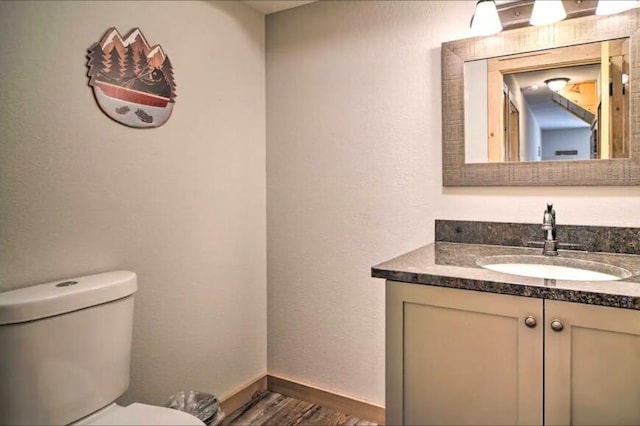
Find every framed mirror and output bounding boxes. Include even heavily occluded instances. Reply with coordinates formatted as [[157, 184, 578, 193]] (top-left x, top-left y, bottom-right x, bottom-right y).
[[442, 8, 640, 186]]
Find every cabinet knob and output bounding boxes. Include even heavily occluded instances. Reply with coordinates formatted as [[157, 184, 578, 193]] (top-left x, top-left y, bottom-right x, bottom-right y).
[[550, 319, 564, 332], [524, 315, 537, 328]]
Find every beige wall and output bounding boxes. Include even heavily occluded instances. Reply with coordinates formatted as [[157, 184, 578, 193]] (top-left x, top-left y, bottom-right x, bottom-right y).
[[5, 0, 640, 412], [266, 0, 640, 406], [0, 0, 266, 406]]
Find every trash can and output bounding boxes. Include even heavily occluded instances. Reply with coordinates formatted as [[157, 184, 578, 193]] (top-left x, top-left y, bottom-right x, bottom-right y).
[[165, 391, 225, 425]]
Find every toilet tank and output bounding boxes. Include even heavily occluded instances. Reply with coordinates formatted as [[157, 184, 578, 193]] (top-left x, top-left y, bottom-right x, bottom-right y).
[[0, 271, 138, 425]]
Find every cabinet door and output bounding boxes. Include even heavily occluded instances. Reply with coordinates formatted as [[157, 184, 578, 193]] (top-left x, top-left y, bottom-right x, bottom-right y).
[[387, 281, 543, 425], [545, 300, 640, 426]]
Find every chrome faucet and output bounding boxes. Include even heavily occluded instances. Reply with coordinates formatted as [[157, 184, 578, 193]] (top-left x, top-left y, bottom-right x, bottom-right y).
[[541, 203, 558, 256]]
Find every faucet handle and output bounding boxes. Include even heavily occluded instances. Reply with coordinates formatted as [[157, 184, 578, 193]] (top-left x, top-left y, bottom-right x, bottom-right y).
[[542, 202, 556, 233]]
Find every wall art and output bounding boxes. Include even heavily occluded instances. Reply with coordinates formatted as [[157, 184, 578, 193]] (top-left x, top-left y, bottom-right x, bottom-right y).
[[87, 28, 176, 128]]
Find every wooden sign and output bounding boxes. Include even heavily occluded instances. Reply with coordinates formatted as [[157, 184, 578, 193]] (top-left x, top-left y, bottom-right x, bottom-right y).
[[87, 28, 176, 128]]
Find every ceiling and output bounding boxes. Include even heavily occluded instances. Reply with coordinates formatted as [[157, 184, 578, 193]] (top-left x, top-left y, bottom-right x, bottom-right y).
[[242, 0, 316, 14]]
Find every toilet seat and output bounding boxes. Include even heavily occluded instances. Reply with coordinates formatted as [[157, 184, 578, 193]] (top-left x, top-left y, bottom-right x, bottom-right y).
[[81, 402, 205, 425]]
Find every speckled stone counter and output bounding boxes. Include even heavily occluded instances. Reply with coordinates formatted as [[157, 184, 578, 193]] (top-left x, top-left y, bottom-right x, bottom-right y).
[[372, 221, 640, 310]]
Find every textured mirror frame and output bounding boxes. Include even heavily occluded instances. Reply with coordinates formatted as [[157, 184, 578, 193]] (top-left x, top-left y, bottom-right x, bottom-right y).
[[442, 9, 640, 186]]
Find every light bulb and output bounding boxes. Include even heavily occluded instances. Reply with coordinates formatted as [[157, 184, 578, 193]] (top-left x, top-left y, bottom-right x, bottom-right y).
[[596, 0, 638, 15], [470, 0, 503, 36], [530, 0, 567, 26]]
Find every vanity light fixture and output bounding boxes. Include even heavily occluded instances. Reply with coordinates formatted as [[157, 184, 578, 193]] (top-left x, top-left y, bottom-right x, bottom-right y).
[[530, 0, 566, 26], [470, 0, 503, 36], [476, 0, 638, 34], [545, 77, 570, 92], [596, 0, 638, 15]]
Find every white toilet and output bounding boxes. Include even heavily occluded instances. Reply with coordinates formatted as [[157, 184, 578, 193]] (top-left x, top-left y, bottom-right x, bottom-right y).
[[0, 271, 205, 425]]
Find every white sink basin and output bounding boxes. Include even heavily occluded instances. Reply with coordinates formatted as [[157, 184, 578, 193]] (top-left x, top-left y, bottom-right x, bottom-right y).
[[476, 255, 632, 281]]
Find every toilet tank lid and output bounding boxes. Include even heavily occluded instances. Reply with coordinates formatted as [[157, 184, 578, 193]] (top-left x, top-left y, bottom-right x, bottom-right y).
[[0, 271, 137, 325]]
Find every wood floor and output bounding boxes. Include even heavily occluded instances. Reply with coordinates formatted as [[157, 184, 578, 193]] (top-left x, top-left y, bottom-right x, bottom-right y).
[[222, 391, 377, 426]]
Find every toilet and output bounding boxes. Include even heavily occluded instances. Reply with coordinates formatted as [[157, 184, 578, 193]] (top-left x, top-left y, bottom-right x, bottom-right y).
[[0, 271, 204, 425]]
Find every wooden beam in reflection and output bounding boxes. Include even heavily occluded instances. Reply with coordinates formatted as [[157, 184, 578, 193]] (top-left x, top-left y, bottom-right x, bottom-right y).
[[611, 54, 626, 158], [600, 41, 610, 159], [488, 44, 600, 74], [487, 71, 504, 162], [558, 81, 597, 116]]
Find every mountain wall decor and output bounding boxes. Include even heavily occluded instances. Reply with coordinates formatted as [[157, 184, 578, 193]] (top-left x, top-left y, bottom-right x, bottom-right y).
[[87, 28, 176, 128]]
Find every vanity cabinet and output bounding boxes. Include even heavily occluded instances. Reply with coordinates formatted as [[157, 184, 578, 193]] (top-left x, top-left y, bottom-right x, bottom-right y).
[[544, 300, 640, 426], [386, 280, 640, 426], [386, 281, 543, 425]]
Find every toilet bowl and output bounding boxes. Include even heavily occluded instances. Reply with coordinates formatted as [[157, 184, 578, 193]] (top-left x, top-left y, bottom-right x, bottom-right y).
[[0, 271, 204, 425], [76, 403, 205, 425]]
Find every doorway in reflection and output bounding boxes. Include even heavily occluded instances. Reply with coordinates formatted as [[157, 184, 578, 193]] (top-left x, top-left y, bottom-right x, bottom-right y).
[[513, 64, 598, 162], [464, 38, 629, 164]]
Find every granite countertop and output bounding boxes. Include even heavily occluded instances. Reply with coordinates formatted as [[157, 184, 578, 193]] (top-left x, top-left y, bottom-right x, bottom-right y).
[[372, 242, 640, 310]]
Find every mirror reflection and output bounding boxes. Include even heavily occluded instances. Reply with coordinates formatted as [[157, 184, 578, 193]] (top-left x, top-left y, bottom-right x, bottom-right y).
[[464, 39, 629, 164]]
